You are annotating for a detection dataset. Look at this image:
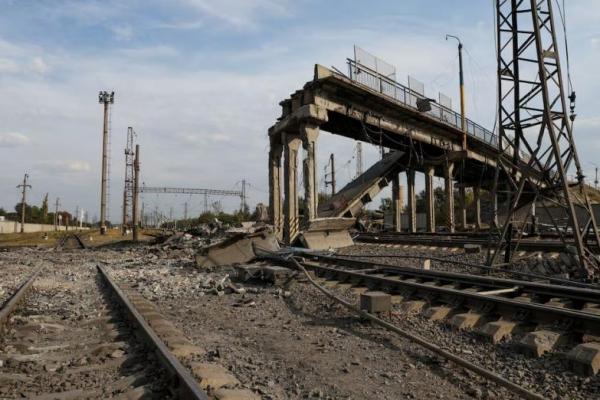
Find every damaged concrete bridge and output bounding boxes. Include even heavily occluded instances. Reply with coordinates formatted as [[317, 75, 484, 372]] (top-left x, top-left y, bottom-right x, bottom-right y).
[[267, 57, 538, 249]]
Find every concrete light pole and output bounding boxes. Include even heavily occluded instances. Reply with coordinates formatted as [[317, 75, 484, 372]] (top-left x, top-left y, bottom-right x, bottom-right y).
[[98, 90, 115, 235], [54, 198, 61, 231], [132, 144, 140, 241], [446, 35, 466, 150], [16, 173, 31, 233]]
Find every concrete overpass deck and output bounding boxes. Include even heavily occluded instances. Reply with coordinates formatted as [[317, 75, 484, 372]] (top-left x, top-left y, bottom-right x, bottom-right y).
[[267, 62, 540, 244]]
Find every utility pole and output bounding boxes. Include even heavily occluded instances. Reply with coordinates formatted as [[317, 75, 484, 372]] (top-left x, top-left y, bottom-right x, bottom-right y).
[[325, 153, 336, 196], [240, 179, 247, 213], [42, 193, 49, 223], [54, 198, 61, 231], [98, 90, 115, 235], [133, 144, 140, 241], [446, 35, 466, 150], [184, 202, 188, 220], [16, 173, 31, 233]]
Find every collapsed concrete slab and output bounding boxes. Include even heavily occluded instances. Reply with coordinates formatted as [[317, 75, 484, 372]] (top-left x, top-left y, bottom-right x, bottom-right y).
[[318, 151, 405, 219], [195, 230, 279, 268], [298, 217, 355, 250]]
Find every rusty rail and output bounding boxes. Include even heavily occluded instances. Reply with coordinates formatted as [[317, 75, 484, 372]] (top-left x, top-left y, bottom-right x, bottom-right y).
[[0, 266, 44, 331], [97, 265, 208, 400]]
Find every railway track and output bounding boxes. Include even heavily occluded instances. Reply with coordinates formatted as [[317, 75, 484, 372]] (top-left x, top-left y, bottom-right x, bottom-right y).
[[356, 232, 599, 253], [0, 261, 208, 399], [292, 252, 600, 376], [55, 233, 87, 250]]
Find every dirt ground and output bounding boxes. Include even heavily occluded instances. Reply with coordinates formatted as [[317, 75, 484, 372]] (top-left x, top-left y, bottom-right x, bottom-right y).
[[2, 240, 599, 399]]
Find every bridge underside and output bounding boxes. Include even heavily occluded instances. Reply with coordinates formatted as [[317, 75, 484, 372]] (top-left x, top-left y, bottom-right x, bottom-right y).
[[267, 65, 541, 245]]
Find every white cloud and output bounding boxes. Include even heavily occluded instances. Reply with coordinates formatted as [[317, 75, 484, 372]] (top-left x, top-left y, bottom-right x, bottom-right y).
[[34, 161, 91, 174], [181, 0, 291, 28], [111, 25, 134, 41], [30, 57, 49, 75], [0, 132, 30, 147], [0, 58, 18, 73]]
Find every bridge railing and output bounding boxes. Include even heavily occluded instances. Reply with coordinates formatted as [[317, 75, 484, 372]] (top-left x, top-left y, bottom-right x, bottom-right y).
[[347, 59, 499, 147]]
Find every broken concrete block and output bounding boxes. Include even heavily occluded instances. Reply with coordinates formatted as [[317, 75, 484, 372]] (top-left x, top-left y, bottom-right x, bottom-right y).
[[299, 218, 355, 250], [518, 330, 568, 357], [233, 265, 263, 282], [567, 342, 600, 376], [360, 291, 392, 313], [195, 231, 279, 268], [262, 266, 294, 285]]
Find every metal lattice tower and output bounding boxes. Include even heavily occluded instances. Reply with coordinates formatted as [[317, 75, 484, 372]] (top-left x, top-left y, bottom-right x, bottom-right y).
[[493, 0, 600, 276], [122, 127, 136, 233]]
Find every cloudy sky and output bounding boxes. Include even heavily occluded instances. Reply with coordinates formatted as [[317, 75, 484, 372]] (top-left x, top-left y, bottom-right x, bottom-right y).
[[1, 0, 599, 222]]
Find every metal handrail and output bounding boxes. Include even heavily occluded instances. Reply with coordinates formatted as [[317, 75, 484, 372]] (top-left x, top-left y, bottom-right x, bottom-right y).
[[347, 59, 497, 146]]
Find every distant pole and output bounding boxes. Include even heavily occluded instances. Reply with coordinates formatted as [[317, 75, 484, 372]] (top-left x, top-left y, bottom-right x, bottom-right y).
[[325, 153, 336, 196], [54, 198, 61, 231], [240, 179, 247, 212], [595, 167, 598, 190], [184, 202, 188, 220], [132, 144, 140, 241], [98, 90, 115, 235], [79, 208, 84, 228], [446, 35, 466, 150], [17, 173, 31, 233]]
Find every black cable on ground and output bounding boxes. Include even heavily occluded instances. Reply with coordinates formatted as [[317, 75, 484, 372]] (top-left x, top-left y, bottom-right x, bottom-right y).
[[281, 254, 545, 400]]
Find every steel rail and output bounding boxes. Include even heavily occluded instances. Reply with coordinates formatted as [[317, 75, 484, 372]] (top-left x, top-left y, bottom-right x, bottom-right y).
[[300, 253, 600, 293], [97, 265, 208, 400], [0, 266, 44, 331], [356, 232, 599, 252], [296, 258, 600, 334], [73, 234, 86, 249]]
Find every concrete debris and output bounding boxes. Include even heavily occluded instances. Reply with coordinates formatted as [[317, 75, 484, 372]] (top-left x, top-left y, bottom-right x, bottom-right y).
[[299, 218, 354, 250], [233, 264, 295, 286], [200, 274, 246, 296], [195, 228, 279, 268]]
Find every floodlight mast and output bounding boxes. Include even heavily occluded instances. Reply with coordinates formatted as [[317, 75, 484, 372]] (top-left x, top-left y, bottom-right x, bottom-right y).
[[98, 90, 114, 235]]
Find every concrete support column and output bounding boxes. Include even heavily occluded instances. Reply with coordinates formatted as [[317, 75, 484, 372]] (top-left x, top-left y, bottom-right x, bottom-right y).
[[473, 186, 482, 230], [283, 133, 302, 246], [301, 123, 320, 221], [407, 170, 417, 233], [459, 186, 467, 230], [425, 166, 435, 233], [268, 141, 283, 238], [444, 163, 455, 233], [392, 174, 403, 232]]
